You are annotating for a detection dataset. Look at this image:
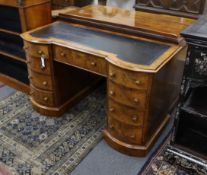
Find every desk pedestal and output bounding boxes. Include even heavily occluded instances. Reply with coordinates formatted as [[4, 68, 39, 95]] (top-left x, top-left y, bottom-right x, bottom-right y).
[[23, 34, 186, 156]]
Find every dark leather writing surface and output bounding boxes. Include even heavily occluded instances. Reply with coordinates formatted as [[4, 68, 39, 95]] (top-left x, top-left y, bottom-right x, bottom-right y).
[[31, 22, 169, 65]]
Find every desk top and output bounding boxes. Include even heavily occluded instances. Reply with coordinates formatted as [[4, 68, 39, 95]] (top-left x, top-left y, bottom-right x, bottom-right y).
[[59, 5, 195, 43], [22, 21, 181, 72], [29, 22, 170, 66]]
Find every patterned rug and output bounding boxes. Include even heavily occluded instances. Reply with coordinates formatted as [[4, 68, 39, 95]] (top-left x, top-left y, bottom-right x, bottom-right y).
[[0, 82, 4, 88], [0, 86, 106, 175], [140, 137, 207, 175]]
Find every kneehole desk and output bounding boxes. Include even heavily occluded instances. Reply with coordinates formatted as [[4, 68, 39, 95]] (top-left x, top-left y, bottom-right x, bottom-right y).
[[21, 15, 192, 156]]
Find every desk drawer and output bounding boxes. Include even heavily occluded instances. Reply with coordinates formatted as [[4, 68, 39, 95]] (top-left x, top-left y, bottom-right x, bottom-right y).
[[108, 81, 147, 110], [109, 64, 149, 90], [108, 117, 143, 144], [30, 85, 55, 107], [54, 46, 107, 76], [27, 56, 52, 75], [28, 70, 53, 91], [24, 42, 49, 58], [108, 99, 144, 127]]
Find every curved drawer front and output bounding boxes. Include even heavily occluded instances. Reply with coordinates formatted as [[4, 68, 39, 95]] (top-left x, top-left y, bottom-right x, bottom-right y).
[[54, 46, 107, 76], [30, 85, 55, 107], [108, 99, 144, 127], [108, 64, 150, 90], [28, 70, 53, 91], [27, 56, 52, 75], [24, 42, 49, 58], [108, 117, 143, 145], [108, 81, 147, 110]]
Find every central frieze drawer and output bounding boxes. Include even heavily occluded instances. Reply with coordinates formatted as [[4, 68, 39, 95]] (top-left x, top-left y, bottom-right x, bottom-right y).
[[54, 46, 107, 76]]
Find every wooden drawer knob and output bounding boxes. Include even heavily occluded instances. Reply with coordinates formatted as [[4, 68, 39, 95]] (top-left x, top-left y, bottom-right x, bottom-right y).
[[134, 98, 139, 103], [109, 125, 114, 130], [91, 62, 96, 66], [109, 108, 115, 112], [43, 97, 48, 101], [130, 135, 136, 139], [42, 81, 48, 86], [60, 52, 66, 57], [109, 72, 116, 78], [132, 115, 138, 121], [135, 80, 141, 85], [109, 91, 115, 96], [38, 50, 43, 55], [23, 46, 29, 50], [28, 75, 33, 80]]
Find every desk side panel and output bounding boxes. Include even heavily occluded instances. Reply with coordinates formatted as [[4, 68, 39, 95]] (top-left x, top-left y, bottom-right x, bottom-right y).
[[144, 46, 187, 144]]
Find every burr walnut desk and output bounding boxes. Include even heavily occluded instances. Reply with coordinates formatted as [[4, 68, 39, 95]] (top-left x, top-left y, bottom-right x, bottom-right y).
[[21, 5, 194, 156]]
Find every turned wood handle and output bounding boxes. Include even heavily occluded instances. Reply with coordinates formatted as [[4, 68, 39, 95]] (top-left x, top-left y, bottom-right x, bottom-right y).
[[91, 62, 96, 66], [109, 91, 115, 96], [38, 50, 43, 55], [109, 108, 115, 112], [43, 97, 48, 101], [60, 51, 66, 57], [132, 115, 138, 121], [42, 81, 48, 86], [109, 125, 115, 130], [23, 46, 29, 50], [134, 98, 139, 103], [135, 80, 141, 85], [109, 72, 116, 78], [130, 135, 135, 139]]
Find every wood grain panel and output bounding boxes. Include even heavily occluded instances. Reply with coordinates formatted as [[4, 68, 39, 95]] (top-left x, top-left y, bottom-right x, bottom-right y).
[[108, 64, 150, 90], [30, 85, 55, 107], [28, 70, 53, 91], [108, 116, 143, 145], [108, 81, 147, 110], [108, 99, 144, 127], [54, 45, 107, 76]]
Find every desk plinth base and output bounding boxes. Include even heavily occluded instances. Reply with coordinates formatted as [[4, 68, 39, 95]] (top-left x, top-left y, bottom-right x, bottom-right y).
[[103, 115, 170, 156], [31, 99, 70, 116]]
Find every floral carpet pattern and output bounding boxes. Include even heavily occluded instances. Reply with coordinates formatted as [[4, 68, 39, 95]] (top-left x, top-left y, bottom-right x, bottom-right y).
[[0, 82, 3, 88], [0, 86, 106, 175], [141, 137, 207, 175]]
